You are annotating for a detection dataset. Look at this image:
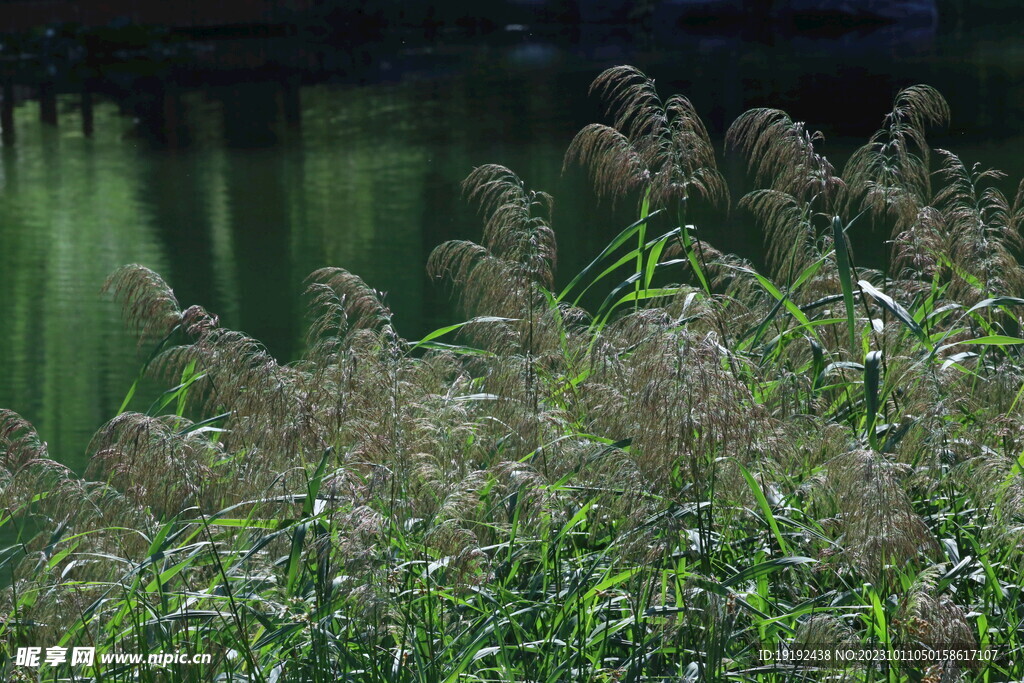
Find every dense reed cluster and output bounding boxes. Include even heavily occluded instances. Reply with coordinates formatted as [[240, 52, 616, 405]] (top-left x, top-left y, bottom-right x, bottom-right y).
[[2, 66, 1023, 682]]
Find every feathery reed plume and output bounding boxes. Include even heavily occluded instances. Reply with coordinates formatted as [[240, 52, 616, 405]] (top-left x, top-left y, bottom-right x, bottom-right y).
[[827, 449, 938, 582], [307, 267, 393, 334], [958, 426, 1024, 541], [152, 326, 305, 474], [727, 109, 842, 276], [895, 566, 978, 674], [429, 165, 555, 320], [846, 85, 950, 232], [727, 108, 841, 202], [0, 410, 73, 516], [791, 614, 859, 674], [1, 409, 56, 474], [1, 413, 153, 538], [565, 66, 726, 212], [1, 413, 154, 649], [462, 164, 556, 280], [87, 412, 218, 515], [103, 264, 182, 342], [891, 205, 945, 280], [932, 151, 1024, 298], [428, 161, 558, 447], [581, 308, 783, 563]]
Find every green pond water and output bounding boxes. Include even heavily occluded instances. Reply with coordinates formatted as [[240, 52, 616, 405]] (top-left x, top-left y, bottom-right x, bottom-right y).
[[1, 29, 1023, 470]]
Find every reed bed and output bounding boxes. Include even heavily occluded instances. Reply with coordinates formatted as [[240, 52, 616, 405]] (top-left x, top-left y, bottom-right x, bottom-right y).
[[2, 66, 1023, 682]]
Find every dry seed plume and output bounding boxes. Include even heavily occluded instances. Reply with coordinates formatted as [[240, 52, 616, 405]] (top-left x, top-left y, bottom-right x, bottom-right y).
[[727, 108, 842, 275], [845, 85, 950, 231], [565, 65, 727, 211], [103, 264, 182, 342], [428, 164, 556, 324]]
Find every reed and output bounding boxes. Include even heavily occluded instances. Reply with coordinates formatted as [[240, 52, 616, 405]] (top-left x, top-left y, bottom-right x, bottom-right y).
[[2, 67, 1023, 682]]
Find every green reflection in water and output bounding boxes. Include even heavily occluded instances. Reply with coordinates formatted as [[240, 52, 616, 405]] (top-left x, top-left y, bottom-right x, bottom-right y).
[[0, 100, 168, 471]]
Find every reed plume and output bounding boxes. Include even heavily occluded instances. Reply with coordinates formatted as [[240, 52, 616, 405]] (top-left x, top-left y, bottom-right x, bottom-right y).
[[825, 449, 939, 582], [565, 65, 727, 213], [846, 85, 950, 233], [933, 151, 1024, 298], [103, 264, 183, 342], [428, 164, 555, 324], [727, 108, 842, 277]]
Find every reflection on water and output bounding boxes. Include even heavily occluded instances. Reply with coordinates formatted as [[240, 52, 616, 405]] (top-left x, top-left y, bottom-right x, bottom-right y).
[[1, 30, 1023, 470], [0, 104, 168, 468]]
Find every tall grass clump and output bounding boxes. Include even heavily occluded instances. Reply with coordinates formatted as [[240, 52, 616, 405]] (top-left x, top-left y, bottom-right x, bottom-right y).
[[2, 67, 1024, 682]]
